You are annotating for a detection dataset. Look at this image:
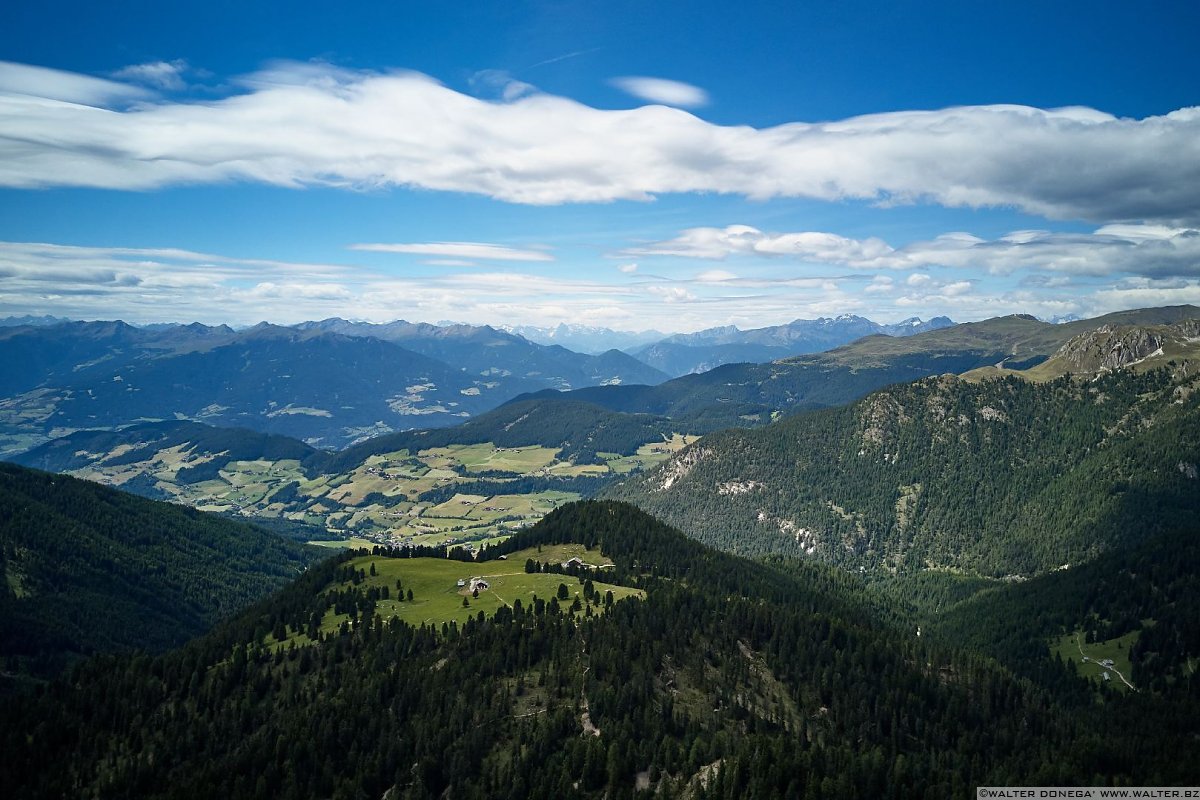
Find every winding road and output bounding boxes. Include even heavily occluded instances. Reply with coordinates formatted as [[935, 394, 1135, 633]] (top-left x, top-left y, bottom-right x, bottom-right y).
[[1075, 633, 1137, 691]]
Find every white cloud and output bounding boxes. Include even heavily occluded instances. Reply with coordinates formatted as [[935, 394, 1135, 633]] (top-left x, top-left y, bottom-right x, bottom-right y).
[[629, 223, 1200, 278], [0, 60, 149, 105], [696, 269, 737, 282], [0, 239, 829, 331], [864, 275, 894, 294], [628, 225, 899, 263], [646, 285, 697, 303], [2, 61, 1198, 222], [4, 237, 1196, 334], [1091, 278, 1200, 311], [617, 262, 638, 274], [610, 76, 709, 108], [1021, 274, 1074, 288], [349, 242, 554, 262], [111, 60, 189, 91]]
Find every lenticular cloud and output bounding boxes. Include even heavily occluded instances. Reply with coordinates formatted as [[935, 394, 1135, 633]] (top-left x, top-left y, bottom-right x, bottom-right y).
[[1, 60, 1198, 224]]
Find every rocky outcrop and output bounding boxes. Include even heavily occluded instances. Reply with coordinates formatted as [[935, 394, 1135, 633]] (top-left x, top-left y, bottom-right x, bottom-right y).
[[654, 445, 711, 492], [1057, 325, 1163, 371], [1053, 320, 1200, 373]]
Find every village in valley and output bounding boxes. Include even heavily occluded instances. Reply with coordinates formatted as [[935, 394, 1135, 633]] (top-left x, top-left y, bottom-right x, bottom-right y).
[[60, 435, 698, 553]]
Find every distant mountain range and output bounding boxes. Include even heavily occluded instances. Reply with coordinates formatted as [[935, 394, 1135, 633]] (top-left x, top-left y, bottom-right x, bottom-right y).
[[0, 318, 668, 453], [498, 322, 666, 354], [11, 305, 1198, 561], [292, 318, 665, 387], [0, 315, 72, 328], [631, 314, 955, 376], [0, 312, 962, 455], [500, 316, 954, 368], [518, 306, 1200, 430], [4, 307, 1195, 457]]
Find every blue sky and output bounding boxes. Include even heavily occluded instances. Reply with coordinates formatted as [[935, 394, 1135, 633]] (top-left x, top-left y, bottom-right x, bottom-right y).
[[1, 0, 1199, 331]]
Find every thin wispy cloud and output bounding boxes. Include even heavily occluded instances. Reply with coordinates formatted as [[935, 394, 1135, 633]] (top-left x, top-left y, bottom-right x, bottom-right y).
[[609, 76, 709, 108], [0, 60, 149, 105], [2, 61, 1197, 223], [627, 224, 1200, 278], [526, 48, 602, 70], [111, 60, 189, 91], [350, 242, 555, 262], [0, 239, 854, 330], [696, 269, 737, 283], [4, 237, 1196, 330], [468, 69, 537, 102]]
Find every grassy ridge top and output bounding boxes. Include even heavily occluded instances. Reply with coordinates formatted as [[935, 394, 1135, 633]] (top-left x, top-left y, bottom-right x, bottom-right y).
[[812, 306, 1200, 367]]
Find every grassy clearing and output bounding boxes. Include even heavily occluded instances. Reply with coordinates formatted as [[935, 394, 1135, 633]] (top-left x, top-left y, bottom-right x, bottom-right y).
[[0, 431, 50, 457], [504, 543, 615, 568], [307, 536, 378, 549], [605, 434, 699, 474], [418, 444, 561, 474], [1051, 628, 1140, 691], [269, 554, 643, 650], [5, 563, 27, 598], [546, 462, 609, 477]]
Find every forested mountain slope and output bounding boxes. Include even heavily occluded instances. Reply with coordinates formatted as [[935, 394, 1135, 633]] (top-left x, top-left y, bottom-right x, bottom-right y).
[[0, 463, 313, 681], [5, 501, 1196, 798], [925, 525, 1200, 695], [608, 363, 1200, 575]]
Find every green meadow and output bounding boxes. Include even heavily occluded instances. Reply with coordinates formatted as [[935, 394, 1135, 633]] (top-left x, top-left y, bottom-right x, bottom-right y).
[[1051, 628, 1140, 692], [268, 551, 643, 649]]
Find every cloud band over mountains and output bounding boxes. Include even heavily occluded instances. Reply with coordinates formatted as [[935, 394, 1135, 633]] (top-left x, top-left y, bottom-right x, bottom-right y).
[[2, 60, 1199, 224], [627, 223, 1200, 279]]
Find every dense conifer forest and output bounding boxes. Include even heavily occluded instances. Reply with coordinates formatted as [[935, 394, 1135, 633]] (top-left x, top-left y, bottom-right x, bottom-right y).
[[3, 501, 1198, 798], [610, 366, 1200, 574], [0, 463, 314, 682]]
